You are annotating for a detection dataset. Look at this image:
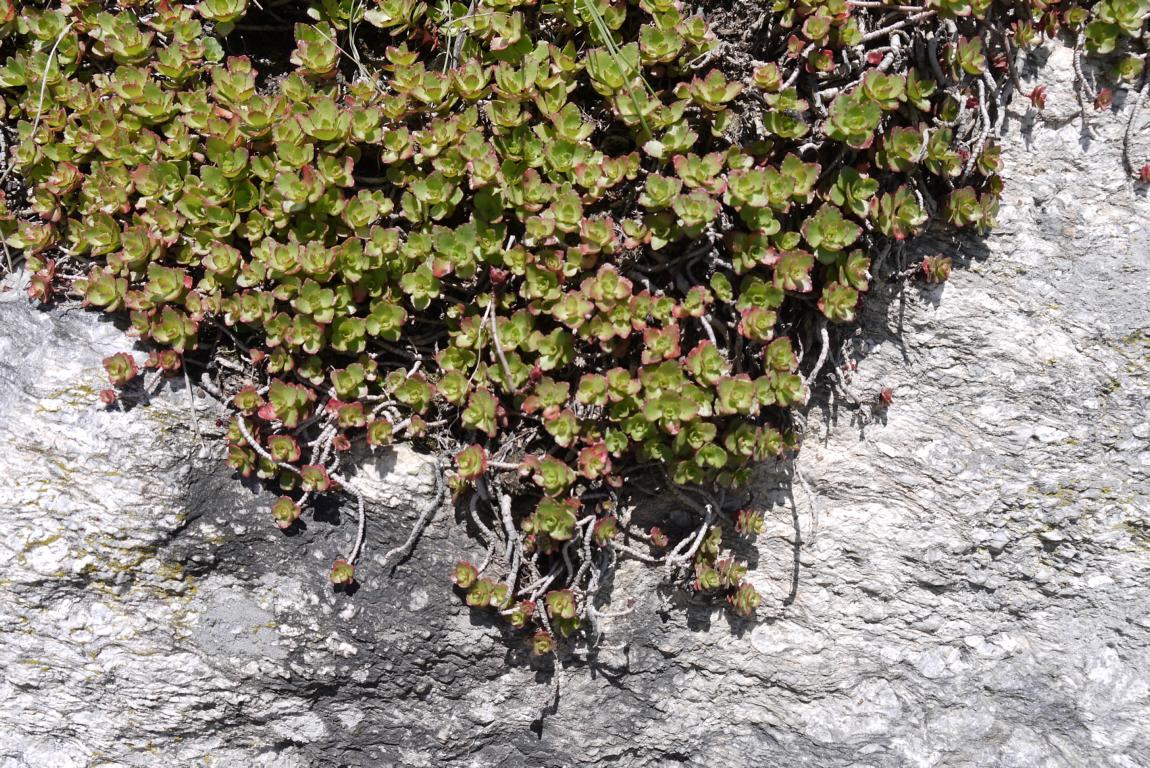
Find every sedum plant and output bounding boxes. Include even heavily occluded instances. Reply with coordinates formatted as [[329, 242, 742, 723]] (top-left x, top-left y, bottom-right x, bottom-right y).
[[0, 0, 1145, 657]]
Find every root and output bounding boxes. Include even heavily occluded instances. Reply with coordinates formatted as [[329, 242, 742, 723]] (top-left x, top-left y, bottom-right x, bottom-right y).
[[795, 465, 820, 545], [379, 456, 447, 574], [805, 320, 831, 388], [1073, 32, 1095, 135], [663, 504, 715, 578], [1123, 63, 1148, 179], [534, 596, 563, 714], [182, 366, 205, 447], [335, 476, 369, 565]]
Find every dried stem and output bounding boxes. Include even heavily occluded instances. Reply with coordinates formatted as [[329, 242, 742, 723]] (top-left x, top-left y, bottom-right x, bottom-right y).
[[963, 77, 992, 178], [862, 10, 935, 43]]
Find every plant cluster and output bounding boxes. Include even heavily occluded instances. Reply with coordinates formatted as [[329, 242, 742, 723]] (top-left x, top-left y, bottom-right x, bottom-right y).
[[1, 0, 1145, 655]]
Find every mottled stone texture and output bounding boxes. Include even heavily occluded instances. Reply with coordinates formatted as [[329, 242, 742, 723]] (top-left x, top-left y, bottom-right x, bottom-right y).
[[1, 43, 1149, 768]]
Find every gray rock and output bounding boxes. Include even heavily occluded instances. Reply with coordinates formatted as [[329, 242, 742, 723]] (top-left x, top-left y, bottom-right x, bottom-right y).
[[1, 42, 1149, 767]]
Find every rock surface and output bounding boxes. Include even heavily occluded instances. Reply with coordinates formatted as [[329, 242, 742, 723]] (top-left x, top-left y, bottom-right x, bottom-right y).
[[1, 44, 1149, 768]]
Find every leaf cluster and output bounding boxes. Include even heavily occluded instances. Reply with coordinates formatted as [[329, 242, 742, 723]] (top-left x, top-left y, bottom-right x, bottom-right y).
[[0, 0, 1139, 650]]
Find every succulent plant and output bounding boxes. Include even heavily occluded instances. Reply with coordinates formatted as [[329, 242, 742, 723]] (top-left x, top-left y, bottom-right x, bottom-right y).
[[530, 630, 555, 656], [921, 255, 954, 284], [727, 582, 762, 617], [330, 558, 355, 586], [461, 576, 487, 606], [300, 464, 332, 493], [102, 352, 138, 386], [197, 0, 248, 31], [272, 496, 301, 530], [452, 561, 479, 590], [1, 0, 1129, 651], [735, 509, 765, 536], [529, 498, 578, 542], [455, 444, 487, 481]]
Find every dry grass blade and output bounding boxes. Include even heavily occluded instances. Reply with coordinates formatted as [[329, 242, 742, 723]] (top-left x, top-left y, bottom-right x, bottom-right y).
[[581, 0, 654, 137]]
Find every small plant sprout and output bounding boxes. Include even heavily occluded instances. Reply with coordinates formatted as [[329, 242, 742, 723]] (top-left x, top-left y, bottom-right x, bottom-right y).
[[727, 582, 762, 617], [593, 516, 618, 546], [452, 561, 479, 590], [300, 464, 332, 492], [366, 419, 394, 447], [531, 630, 556, 656], [508, 601, 536, 629], [649, 527, 670, 548], [455, 444, 487, 481], [232, 387, 265, 416], [735, 509, 765, 536], [330, 558, 355, 585], [922, 255, 954, 284], [466, 578, 495, 607], [272, 497, 301, 530], [102, 353, 138, 387]]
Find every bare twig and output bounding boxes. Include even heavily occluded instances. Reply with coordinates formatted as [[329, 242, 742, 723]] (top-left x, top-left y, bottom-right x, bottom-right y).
[[663, 505, 714, 577], [468, 490, 497, 546], [848, 0, 929, 9], [0, 128, 7, 235], [448, 0, 479, 69], [497, 487, 522, 591], [519, 563, 564, 599], [862, 10, 935, 43], [572, 515, 596, 590], [1, 236, 12, 275], [611, 540, 664, 565], [195, 374, 227, 403], [535, 596, 563, 713], [477, 539, 498, 575], [1000, 29, 1025, 97], [235, 416, 302, 477]]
